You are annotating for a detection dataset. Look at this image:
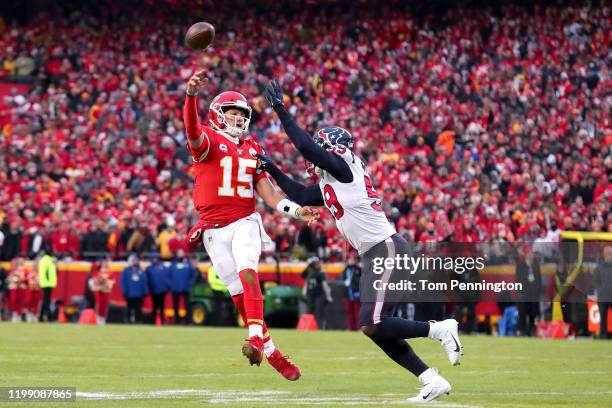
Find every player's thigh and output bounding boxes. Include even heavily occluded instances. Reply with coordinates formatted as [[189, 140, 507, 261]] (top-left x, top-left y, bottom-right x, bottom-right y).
[[360, 234, 410, 325], [203, 228, 242, 295], [231, 219, 262, 272], [359, 301, 396, 326]]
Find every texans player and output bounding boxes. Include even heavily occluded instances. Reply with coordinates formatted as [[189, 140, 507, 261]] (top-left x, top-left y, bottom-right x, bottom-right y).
[[257, 81, 463, 402], [183, 71, 317, 381]]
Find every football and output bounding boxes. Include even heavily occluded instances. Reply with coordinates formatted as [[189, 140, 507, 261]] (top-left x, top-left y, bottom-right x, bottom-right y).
[[185, 21, 215, 50]]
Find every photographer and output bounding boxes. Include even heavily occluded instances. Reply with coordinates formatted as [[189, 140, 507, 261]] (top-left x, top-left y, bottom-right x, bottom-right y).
[[301, 257, 332, 329]]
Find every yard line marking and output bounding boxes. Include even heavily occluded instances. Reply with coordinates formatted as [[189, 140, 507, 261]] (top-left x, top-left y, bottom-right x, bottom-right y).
[[208, 396, 481, 406], [76, 389, 479, 405], [77, 388, 612, 404]]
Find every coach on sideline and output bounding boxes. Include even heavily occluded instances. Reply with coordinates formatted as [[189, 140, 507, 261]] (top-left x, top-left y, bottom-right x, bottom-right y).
[[169, 249, 197, 324], [145, 254, 170, 325], [38, 249, 57, 322], [121, 255, 148, 324]]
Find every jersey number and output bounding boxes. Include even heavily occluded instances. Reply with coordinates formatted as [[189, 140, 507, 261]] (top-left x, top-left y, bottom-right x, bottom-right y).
[[323, 176, 382, 219], [364, 175, 383, 212], [218, 156, 257, 198], [323, 184, 344, 220]]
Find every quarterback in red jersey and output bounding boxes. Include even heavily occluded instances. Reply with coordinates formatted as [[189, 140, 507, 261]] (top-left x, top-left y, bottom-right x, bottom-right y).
[[183, 71, 315, 381]]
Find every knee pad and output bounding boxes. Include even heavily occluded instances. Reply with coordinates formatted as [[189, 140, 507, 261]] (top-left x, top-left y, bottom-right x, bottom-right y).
[[225, 277, 244, 296], [235, 252, 259, 273]]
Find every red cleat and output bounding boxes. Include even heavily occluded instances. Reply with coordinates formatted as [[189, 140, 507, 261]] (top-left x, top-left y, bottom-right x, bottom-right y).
[[242, 336, 264, 366], [267, 349, 301, 381]]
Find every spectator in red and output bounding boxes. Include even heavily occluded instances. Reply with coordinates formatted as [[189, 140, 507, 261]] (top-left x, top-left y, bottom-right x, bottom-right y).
[[0, 0, 608, 263]]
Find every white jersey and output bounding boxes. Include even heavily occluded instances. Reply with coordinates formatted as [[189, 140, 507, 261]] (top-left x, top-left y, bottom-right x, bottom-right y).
[[318, 145, 396, 254]]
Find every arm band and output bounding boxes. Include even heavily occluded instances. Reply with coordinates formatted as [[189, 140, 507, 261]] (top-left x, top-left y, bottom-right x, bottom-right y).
[[276, 198, 302, 219]]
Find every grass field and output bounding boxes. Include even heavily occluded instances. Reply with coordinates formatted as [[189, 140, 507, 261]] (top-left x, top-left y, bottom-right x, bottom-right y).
[[1, 323, 611, 407]]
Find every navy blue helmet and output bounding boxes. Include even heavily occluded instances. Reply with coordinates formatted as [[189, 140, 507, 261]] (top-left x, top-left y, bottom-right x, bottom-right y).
[[313, 126, 355, 150]]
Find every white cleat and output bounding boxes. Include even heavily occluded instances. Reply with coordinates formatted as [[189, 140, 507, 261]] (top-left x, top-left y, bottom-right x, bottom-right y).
[[428, 319, 463, 366], [407, 368, 452, 403]]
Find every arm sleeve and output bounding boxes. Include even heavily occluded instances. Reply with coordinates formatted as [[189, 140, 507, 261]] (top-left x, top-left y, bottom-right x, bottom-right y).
[[183, 96, 211, 160], [266, 162, 324, 206], [274, 106, 353, 183], [252, 144, 270, 184]]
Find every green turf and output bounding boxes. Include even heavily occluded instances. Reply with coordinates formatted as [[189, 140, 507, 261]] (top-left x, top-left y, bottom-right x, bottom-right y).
[[0, 323, 611, 407]]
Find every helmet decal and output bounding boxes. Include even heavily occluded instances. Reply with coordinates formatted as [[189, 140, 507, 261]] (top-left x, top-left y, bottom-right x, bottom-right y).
[[208, 91, 252, 137], [313, 126, 354, 149]]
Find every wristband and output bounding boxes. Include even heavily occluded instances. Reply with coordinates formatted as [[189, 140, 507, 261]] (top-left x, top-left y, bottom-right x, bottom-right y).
[[186, 89, 199, 96], [276, 198, 302, 219]]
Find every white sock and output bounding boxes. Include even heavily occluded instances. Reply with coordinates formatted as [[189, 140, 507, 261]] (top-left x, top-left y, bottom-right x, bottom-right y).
[[248, 324, 263, 338], [264, 338, 276, 357], [428, 321, 443, 340], [418, 368, 438, 384]]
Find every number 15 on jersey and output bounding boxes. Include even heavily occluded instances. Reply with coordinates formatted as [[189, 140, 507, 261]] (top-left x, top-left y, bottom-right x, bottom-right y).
[[218, 156, 257, 198]]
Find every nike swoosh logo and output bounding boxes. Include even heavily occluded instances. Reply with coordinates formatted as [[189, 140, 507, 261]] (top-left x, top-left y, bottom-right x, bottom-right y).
[[423, 391, 432, 400], [450, 333, 460, 353]]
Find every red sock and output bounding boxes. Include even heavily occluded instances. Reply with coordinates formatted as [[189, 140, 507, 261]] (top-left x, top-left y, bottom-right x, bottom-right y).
[[231, 293, 248, 324], [231, 293, 268, 335], [239, 269, 264, 327]]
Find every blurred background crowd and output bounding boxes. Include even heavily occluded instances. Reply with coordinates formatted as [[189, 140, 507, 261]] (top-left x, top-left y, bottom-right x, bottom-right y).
[[0, 0, 610, 264]]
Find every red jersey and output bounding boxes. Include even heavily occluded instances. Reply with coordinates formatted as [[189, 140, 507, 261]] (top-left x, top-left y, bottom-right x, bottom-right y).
[[184, 96, 267, 228]]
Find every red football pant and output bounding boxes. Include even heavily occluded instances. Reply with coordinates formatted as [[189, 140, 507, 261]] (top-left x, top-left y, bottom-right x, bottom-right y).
[[95, 292, 110, 318], [9, 289, 24, 314], [27, 289, 41, 314]]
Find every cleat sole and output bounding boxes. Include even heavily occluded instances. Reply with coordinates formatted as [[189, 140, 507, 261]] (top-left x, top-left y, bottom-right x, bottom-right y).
[[242, 344, 264, 366]]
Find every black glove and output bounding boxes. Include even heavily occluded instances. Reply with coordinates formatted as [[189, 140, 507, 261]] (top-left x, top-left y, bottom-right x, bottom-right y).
[[263, 80, 284, 108], [254, 151, 274, 171]]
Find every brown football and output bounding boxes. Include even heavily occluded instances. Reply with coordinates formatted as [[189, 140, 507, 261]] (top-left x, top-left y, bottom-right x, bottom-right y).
[[185, 22, 215, 50]]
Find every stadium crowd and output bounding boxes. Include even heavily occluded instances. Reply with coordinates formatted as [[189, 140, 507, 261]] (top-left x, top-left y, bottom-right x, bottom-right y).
[[0, 0, 610, 262]]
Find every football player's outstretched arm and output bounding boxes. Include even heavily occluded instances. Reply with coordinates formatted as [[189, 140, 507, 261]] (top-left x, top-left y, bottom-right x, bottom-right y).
[[183, 70, 210, 153], [263, 81, 353, 183], [255, 152, 324, 206], [255, 177, 320, 223]]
